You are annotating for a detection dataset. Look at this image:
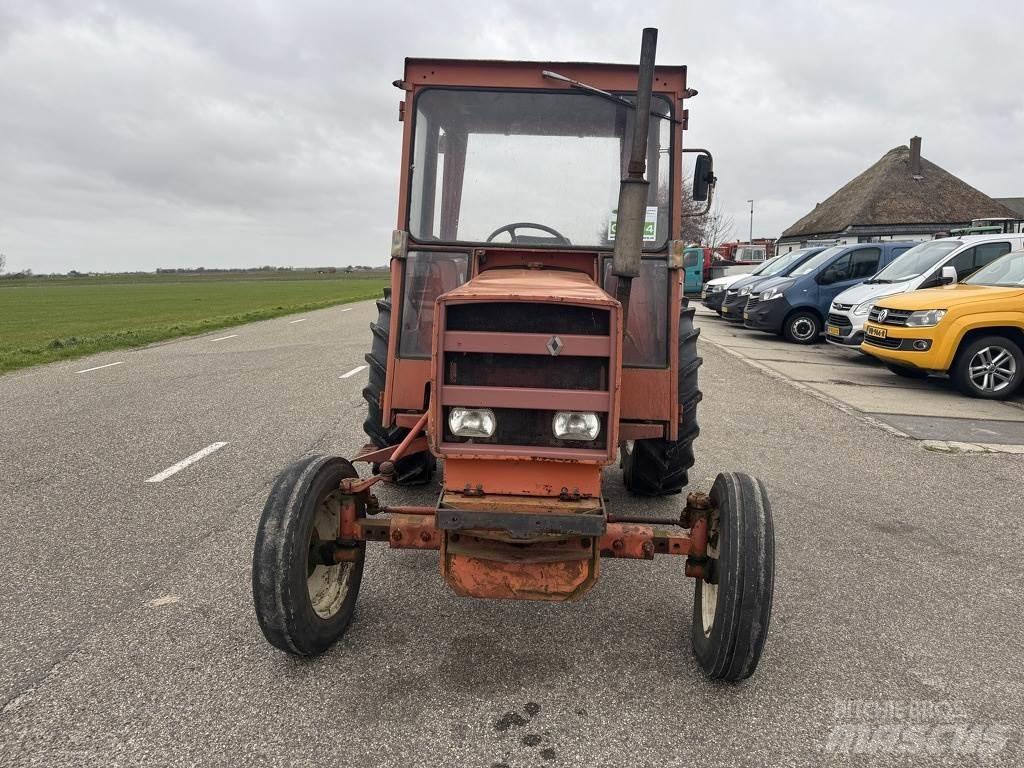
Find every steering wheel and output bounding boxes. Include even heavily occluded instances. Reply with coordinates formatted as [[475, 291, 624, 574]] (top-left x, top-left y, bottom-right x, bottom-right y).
[[486, 222, 571, 245]]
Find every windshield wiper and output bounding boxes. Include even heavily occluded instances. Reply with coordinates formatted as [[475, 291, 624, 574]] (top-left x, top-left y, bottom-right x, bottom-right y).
[[541, 70, 680, 123], [867, 278, 892, 284]]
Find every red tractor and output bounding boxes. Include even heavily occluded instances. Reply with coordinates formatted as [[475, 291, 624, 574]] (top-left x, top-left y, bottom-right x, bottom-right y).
[[252, 29, 775, 681]]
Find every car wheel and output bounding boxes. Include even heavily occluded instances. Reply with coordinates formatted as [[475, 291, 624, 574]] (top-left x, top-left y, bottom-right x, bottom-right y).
[[783, 311, 820, 344], [952, 336, 1024, 400]]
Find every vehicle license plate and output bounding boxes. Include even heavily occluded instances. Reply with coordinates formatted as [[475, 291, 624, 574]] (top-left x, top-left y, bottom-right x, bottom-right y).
[[866, 326, 887, 339]]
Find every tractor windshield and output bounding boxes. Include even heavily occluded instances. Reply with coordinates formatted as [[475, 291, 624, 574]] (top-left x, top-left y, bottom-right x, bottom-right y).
[[408, 89, 673, 249]]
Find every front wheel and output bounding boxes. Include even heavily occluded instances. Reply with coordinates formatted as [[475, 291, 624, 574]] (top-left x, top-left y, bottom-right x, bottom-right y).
[[252, 455, 365, 656], [782, 311, 821, 344], [691, 472, 775, 681], [952, 336, 1023, 400]]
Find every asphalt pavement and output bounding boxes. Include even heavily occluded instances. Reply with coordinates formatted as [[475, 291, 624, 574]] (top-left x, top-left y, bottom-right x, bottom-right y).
[[1, 299, 1022, 767]]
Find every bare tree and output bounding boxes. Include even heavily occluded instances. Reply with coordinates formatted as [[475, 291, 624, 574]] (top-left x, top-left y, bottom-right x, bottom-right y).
[[679, 175, 707, 243], [703, 201, 735, 249]]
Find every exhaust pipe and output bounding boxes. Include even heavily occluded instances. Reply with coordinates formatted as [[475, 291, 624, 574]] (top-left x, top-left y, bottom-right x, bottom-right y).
[[612, 27, 658, 321]]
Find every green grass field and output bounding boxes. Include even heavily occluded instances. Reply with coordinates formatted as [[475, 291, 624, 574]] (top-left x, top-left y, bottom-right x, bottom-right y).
[[0, 271, 388, 373]]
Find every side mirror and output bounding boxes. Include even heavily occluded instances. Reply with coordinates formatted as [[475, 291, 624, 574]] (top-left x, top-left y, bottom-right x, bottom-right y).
[[693, 154, 713, 202], [941, 265, 958, 285]]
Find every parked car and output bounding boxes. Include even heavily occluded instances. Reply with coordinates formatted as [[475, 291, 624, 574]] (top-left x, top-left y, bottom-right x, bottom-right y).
[[861, 248, 1024, 399], [719, 247, 827, 322], [743, 241, 916, 343], [826, 234, 1024, 348], [683, 246, 712, 295], [701, 256, 779, 313]]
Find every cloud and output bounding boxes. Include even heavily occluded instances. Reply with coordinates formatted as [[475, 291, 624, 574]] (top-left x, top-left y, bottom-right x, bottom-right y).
[[0, 0, 1021, 273]]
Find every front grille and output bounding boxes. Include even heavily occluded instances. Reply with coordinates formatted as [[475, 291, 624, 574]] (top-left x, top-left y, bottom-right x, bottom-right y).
[[868, 307, 913, 326], [439, 300, 615, 456], [726, 288, 739, 297], [833, 302, 854, 311], [864, 334, 902, 349], [827, 312, 852, 328], [446, 302, 609, 335], [745, 295, 761, 309], [445, 352, 606, 391]]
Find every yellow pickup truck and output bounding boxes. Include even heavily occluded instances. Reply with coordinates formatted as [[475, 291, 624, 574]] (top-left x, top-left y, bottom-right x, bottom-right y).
[[861, 249, 1024, 399]]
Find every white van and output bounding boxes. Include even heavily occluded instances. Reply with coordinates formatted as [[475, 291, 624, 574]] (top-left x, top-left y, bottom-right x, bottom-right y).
[[825, 233, 1024, 348]]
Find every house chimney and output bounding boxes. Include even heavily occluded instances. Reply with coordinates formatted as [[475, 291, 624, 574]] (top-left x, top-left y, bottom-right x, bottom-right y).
[[910, 136, 922, 178]]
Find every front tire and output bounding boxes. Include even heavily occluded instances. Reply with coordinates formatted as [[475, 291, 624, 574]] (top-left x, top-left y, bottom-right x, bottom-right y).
[[691, 472, 774, 682], [782, 310, 821, 344], [252, 455, 365, 656], [951, 336, 1023, 400]]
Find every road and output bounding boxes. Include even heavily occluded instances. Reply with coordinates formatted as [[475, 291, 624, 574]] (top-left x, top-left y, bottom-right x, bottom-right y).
[[1, 300, 1022, 767]]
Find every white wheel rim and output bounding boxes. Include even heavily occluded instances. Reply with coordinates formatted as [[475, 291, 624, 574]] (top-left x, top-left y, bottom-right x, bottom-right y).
[[307, 491, 356, 619], [968, 346, 1017, 393], [791, 317, 815, 341], [701, 541, 720, 637]]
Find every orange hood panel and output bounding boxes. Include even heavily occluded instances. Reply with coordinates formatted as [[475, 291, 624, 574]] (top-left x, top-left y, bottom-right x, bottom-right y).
[[443, 269, 618, 308]]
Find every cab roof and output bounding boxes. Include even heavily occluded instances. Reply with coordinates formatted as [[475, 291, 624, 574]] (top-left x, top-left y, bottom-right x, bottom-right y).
[[402, 58, 687, 95]]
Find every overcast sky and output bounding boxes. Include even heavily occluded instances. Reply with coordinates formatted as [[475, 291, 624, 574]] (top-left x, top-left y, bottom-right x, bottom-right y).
[[1, 0, 1021, 274]]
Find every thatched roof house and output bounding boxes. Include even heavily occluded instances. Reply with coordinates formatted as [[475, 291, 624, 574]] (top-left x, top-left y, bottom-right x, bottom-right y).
[[778, 137, 1019, 252]]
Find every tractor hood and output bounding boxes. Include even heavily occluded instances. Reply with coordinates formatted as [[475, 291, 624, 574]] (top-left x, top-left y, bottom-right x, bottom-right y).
[[443, 268, 619, 308]]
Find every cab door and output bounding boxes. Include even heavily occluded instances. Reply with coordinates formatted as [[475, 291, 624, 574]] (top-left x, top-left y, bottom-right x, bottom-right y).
[[683, 248, 703, 294]]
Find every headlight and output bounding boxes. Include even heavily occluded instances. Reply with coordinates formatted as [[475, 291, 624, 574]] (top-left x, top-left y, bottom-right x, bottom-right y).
[[760, 284, 787, 302], [853, 302, 873, 317], [552, 411, 600, 441], [448, 407, 496, 438], [905, 309, 946, 327], [740, 286, 752, 296]]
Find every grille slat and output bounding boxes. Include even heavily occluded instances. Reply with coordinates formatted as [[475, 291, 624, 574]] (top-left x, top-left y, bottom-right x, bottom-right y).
[[868, 307, 913, 326]]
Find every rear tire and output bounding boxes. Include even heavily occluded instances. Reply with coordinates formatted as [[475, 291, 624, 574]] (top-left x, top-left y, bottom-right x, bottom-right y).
[[622, 305, 702, 496], [362, 288, 435, 485], [782, 310, 820, 344], [252, 455, 365, 656], [691, 472, 774, 682]]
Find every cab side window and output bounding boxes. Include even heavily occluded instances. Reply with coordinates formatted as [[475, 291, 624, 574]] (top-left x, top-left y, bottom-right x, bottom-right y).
[[946, 248, 977, 281], [825, 254, 852, 282], [399, 251, 469, 358], [850, 248, 882, 279], [973, 242, 1011, 272]]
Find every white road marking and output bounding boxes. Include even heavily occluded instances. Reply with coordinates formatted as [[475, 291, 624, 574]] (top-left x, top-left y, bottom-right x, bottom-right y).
[[211, 334, 239, 342], [76, 361, 124, 374], [340, 365, 368, 379], [145, 442, 228, 483], [289, 318, 307, 324], [340, 308, 353, 312], [145, 595, 181, 608]]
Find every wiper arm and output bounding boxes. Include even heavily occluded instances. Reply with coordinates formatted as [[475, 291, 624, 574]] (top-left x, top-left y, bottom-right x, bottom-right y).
[[542, 70, 680, 123]]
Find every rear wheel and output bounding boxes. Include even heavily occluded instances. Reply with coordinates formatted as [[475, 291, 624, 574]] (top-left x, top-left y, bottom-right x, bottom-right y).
[[783, 310, 821, 344], [252, 455, 365, 656], [622, 305, 702, 496], [952, 336, 1023, 400], [362, 288, 435, 484], [691, 472, 774, 681]]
